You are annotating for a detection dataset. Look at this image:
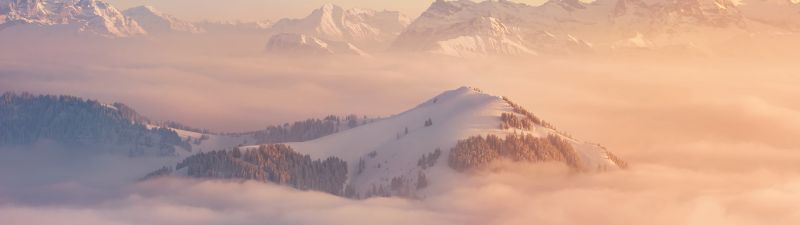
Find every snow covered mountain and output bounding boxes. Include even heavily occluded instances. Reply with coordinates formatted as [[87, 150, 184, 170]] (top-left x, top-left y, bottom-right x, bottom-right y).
[[739, 0, 800, 31], [393, 0, 620, 57], [123, 5, 203, 34], [161, 87, 627, 199], [0, 0, 145, 37], [286, 87, 626, 198], [196, 20, 272, 34], [264, 33, 368, 56], [269, 3, 411, 51], [394, 0, 798, 57]]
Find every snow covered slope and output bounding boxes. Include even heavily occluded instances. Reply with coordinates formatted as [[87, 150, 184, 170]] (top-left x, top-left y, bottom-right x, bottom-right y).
[[123, 5, 203, 34], [281, 87, 625, 198], [196, 20, 271, 34], [0, 0, 145, 37], [269, 3, 410, 51], [143, 87, 624, 198], [393, 0, 795, 57], [739, 0, 800, 31]]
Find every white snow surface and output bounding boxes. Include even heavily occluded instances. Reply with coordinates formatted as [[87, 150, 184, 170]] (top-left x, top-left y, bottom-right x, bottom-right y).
[[123, 5, 203, 34], [738, 0, 800, 30], [269, 3, 410, 51], [231, 87, 624, 194], [393, 0, 774, 57], [0, 0, 146, 37]]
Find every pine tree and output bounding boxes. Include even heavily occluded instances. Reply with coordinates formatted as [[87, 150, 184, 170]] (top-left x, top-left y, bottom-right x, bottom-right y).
[[416, 172, 429, 190]]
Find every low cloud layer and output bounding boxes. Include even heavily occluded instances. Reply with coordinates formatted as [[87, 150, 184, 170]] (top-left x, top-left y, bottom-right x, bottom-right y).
[[1, 36, 799, 224], [3, 161, 800, 225]]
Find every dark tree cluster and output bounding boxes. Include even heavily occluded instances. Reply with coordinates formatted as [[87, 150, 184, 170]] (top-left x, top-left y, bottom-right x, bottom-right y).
[[356, 158, 366, 175], [417, 148, 442, 169], [365, 183, 391, 198], [448, 134, 584, 172], [500, 112, 534, 130], [139, 166, 174, 181], [606, 150, 629, 169], [0, 92, 189, 156], [416, 172, 429, 190], [176, 144, 348, 195], [363, 173, 427, 199], [188, 134, 211, 145], [501, 97, 555, 130], [245, 114, 373, 144]]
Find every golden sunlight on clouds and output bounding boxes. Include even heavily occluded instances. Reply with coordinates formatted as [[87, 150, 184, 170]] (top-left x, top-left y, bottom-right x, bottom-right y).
[[2, 0, 800, 224]]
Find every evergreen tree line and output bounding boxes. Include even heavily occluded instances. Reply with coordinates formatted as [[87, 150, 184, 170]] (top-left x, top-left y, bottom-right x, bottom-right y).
[[448, 133, 585, 172], [362, 172, 428, 199], [243, 114, 374, 144], [140, 166, 174, 181], [0, 92, 189, 156], [417, 148, 442, 169], [176, 144, 348, 195], [501, 97, 555, 130]]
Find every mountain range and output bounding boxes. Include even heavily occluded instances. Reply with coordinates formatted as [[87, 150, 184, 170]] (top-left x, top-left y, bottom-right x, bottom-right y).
[[0, 0, 145, 37], [2, 0, 798, 55], [268, 3, 411, 51], [394, 0, 800, 56], [122, 5, 202, 34]]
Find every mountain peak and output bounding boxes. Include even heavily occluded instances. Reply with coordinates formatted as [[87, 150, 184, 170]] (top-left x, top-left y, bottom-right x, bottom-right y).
[[417, 86, 494, 107], [126, 5, 159, 14], [0, 0, 146, 37], [269, 4, 410, 51], [543, 0, 588, 10], [123, 5, 203, 34], [283, 86, 625, 197], [320, 3, 341, 11], [315, 3, 344, 16]]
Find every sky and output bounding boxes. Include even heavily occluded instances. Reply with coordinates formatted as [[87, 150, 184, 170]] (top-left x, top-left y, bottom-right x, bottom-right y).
[[105, 0, 548, 21]]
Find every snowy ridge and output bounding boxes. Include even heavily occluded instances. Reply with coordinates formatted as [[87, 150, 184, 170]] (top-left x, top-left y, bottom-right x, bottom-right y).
[[196, 19, 272, 34], [112, 86, 626, 198], [0, 0, 145, 37], [739, 0, 800, 31], [393, 0, 799, 57], [123, 5, 203, 34], [269, 3, 410, 51], [393, 0, 599, 56], [271, 87, 625, 197]]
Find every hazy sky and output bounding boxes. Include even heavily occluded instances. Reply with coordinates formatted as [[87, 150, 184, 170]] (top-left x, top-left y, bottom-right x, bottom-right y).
[[105, 0, 548, 21]]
